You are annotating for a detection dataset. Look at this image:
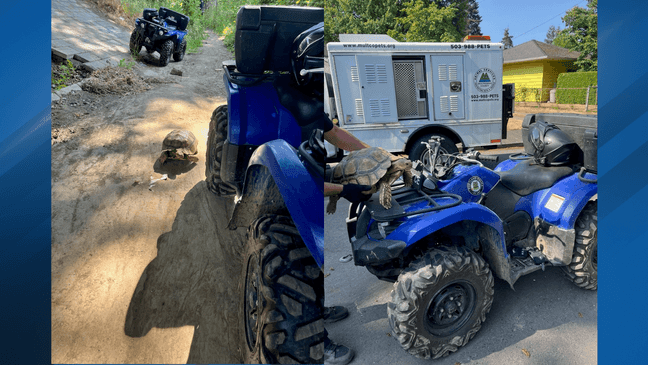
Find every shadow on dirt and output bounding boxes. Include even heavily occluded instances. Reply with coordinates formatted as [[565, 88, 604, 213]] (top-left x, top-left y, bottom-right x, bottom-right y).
[[153, 159, 198, 179], [124, 181, 247, 364]]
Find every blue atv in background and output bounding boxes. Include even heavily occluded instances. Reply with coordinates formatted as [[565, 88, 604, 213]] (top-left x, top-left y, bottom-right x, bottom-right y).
[[204, 6, 326, 364], [129, 7, 189, 66], [345, 113, 597, 359]]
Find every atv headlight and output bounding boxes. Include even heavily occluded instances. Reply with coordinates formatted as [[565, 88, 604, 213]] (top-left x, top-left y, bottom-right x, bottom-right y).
[[141, 23, 145, 29], [159, 30, 164, 36]]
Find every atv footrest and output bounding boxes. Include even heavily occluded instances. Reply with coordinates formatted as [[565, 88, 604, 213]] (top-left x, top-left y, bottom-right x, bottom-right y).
[[510, 256, 543, 282], [368, 186, 462, 222], [351, 235, 407, 266]]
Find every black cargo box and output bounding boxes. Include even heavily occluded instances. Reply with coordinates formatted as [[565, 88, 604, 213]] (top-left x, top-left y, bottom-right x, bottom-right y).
[[522, 113, 597, 173], [235, 6, 323, 74]]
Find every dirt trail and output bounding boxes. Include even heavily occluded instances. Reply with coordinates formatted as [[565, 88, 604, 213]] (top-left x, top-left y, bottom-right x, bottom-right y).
[[51, 31, 248, 364]]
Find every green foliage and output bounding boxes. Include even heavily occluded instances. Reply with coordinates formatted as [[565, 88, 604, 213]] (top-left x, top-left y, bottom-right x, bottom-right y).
[[554, 0, 597, 71], [52, 60, 75, 90], [389, 0, 462, 42], [325, 0, 469, 43], [556, 71, 597, 104], [325, 0, 400, 43], [118, 58, 135, 69]]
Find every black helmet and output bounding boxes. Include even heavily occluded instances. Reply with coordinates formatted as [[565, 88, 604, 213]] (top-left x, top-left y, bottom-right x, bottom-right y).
[[528, 121, 577, 166], [291, 22, 324, 88]]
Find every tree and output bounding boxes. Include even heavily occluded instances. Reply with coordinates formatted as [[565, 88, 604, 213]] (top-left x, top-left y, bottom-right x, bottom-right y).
[[545, 25, 561, 44], [502, 27, 513, 49], [325, 0, 465, 43], [389, 0, 463, 42], [324, 0, 401, 43], [464, 0, 483, 36], [554, 0, 597, 71]]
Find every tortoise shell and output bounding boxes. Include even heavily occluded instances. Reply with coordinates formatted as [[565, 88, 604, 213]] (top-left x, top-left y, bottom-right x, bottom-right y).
[[161, 129, 198, 156], [332, 147, 392, 186]]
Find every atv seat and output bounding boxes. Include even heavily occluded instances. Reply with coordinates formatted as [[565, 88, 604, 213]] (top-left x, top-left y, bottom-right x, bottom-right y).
[[497, 159, 574, 196], [159, 7, 190, 31]]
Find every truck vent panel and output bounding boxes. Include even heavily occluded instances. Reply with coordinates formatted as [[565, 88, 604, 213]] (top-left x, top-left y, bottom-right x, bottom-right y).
[[355, 99, 363, 116], [377, 64, 388, 83], [440, 96, 449, 113], [450, 96, 458, 111], [449, 65, 458, 80], [351, 66, 359, 82], [368, 99, 391, 117], [365, 64, 377, 83], [438, 64, 447, 81]]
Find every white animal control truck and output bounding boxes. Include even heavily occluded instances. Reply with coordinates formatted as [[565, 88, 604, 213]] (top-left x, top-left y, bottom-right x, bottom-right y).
[[324, 34, 515, 164]]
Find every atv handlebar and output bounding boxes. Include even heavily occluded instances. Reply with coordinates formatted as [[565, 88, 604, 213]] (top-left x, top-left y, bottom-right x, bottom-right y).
[[476, 153, 498, 162]]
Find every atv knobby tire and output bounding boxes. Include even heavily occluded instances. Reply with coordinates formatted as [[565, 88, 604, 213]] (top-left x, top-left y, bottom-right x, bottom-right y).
[[158, 39, 174, 67], [241, 215, 325, 364], [562, 200, 597, 290], [206, 105, 235, 196], [129, 30, 143, 57], [388, 246, 494, 359], [173, 38, 187, 62]]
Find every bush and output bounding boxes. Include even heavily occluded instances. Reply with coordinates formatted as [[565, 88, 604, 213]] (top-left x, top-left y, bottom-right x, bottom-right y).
[[556, 71, 598, 105]]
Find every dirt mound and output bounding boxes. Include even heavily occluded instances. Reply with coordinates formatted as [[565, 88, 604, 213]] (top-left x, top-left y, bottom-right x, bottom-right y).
[[81, 66, 153, 95]]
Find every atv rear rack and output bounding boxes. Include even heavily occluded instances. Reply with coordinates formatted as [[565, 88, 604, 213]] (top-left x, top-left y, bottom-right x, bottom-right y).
[[366, 183, 462, 222]]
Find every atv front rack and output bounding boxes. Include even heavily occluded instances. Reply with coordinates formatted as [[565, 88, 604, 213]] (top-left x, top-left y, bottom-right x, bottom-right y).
[[366, 183, 462, 222]]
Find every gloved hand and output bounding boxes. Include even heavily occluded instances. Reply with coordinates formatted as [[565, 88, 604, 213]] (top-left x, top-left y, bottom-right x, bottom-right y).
[[339, 184, 373, 203]]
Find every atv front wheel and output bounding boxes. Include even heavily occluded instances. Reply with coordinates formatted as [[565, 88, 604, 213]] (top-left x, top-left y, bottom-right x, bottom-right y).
[[206, 105, 235, 196], [129, 30, 143, 57], [388, 246, 494, 359], [562, 200, 597, 290], [158, 40, 174, 67], [173, 39, 187, 62], [241, 215, 325, 364], [409, 134, 459, 174]]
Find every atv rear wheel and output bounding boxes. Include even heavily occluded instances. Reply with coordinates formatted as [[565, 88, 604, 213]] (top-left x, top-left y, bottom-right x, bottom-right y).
[[173, 39, 187, 62], [562, 200, 597, 290], [388, 246, 494, 359], [206, 105, 235, 196], [129, 30, 143, 57], [158, 40, 174, 67], [241, 215, 325, 364]]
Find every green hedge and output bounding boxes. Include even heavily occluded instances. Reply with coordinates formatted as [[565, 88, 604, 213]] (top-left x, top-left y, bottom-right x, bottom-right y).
[[556, 71, 598, 105]]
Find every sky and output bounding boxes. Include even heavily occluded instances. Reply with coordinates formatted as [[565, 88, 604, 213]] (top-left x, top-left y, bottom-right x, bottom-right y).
[[477, 0, 590, 46]]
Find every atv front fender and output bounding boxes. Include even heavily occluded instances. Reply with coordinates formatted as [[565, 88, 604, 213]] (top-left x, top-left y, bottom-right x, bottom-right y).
[[388, 202, 516, 286], [228, 140, 324, 267]]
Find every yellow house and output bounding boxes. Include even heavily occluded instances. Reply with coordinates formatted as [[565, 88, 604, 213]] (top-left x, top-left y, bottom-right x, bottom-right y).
[[503, 40, 580, 102]]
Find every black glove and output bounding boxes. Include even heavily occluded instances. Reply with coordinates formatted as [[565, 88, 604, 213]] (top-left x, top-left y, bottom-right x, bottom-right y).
[[339, 184, 373, 203]]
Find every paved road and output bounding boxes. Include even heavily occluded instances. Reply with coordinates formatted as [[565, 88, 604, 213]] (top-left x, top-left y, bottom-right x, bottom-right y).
[[324, 150, 597, 365], [52, 0, 132, 70]]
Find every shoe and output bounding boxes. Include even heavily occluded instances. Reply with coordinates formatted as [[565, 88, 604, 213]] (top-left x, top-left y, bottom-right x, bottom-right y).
[[323, 306, 349, 323], [324, 337, 354, 365]]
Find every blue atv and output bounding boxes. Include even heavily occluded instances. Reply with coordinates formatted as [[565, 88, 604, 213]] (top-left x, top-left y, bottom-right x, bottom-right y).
[[204, 6, 326, 364], [345, 114, 597, 359], [129, 7, 189, 66]]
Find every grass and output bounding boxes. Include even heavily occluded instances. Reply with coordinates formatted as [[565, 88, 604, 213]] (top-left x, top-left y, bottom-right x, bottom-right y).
[[52, 60, 75, 90]]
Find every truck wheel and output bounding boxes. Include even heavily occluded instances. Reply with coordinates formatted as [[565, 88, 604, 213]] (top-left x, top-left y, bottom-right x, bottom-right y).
[[409, 134, 459, 172], [129, 30, 143, 57], [173, 39, 187, 62], [158, 40, 174, 67], [206, 105, 235, 196], [388, 246, 494, 359], [241, 215, 325, 364], [562, 200, 597, 290]]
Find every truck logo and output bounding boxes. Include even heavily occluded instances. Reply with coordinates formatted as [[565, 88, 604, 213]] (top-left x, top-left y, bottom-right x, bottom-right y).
[[474, 68, 496, 92]]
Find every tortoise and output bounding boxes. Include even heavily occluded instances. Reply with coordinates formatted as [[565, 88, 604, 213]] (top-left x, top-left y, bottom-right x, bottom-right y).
[[327, 147, 413, 214], [159, 129, 199, 164]]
